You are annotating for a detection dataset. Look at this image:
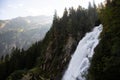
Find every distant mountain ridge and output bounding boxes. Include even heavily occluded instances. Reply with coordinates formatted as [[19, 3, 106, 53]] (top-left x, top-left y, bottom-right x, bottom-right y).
[[0, 15, 52, 56]]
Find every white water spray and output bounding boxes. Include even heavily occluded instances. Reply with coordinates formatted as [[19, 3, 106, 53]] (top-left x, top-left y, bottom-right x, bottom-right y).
[[62, 25, 103, 80]]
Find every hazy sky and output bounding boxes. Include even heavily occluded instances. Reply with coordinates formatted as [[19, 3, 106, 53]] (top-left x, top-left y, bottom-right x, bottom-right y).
[[0, 0, 104, 20]]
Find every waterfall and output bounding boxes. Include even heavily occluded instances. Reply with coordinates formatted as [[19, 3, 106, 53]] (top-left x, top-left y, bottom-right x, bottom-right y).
[[62, 24, 103, 80]]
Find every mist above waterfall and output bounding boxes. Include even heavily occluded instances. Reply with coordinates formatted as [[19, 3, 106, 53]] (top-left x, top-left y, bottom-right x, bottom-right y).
[[62, 24, 103, 80]]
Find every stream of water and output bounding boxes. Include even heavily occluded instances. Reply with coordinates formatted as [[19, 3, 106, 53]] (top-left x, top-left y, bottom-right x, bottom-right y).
[[62, 25, 103, 80]]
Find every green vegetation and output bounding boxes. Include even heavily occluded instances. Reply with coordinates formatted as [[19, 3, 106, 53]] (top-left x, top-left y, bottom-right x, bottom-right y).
[[0, 42, 42, 80], [0, 4, 98, 80], [88, 0, 120, 80]]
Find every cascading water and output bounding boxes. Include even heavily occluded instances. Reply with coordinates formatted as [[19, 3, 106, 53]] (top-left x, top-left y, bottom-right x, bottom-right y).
[[62, 24, 103, 80]]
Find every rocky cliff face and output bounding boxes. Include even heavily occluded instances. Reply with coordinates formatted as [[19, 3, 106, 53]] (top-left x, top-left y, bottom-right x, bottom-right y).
[[21, 27, 88, 80]]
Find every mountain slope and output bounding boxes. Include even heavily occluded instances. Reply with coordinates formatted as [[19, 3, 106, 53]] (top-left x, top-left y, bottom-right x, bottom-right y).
[[0, 16, 52, 56], [33, 6, 98, 79]]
